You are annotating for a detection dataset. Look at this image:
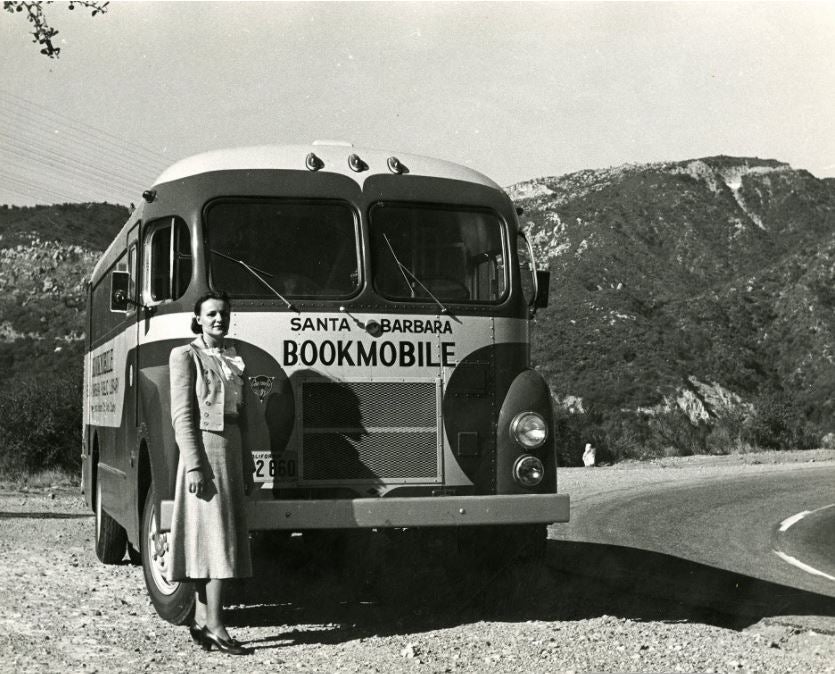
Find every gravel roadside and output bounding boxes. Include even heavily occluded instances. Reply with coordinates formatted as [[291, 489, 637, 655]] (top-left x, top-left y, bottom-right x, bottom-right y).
[[1, 452, 834, 673]]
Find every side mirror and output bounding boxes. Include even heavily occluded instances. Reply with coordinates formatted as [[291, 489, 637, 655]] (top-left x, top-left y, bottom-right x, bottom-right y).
[[534, 270, 550, 309], [110, 270, 144, 312], [110, 271, 129, 311]]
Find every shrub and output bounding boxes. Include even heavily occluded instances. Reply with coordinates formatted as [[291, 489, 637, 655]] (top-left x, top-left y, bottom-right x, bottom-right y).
[[0, 358, 82, 477], [747, 392, 818, 450]]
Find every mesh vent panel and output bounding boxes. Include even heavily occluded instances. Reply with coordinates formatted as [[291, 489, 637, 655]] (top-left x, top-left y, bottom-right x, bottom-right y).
[[300, 380, 439, 483], [303, 381, 435, 427], [302, 432, 438, 480]]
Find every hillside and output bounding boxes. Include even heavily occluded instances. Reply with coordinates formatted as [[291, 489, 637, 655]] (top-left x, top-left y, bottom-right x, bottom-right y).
[[511, 157, 835, 461], [2, 158, 835, 463], [0, 204, 127, 382]]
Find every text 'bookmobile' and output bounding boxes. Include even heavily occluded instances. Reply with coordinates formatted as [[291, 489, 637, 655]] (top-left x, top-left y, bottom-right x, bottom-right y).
[[82, 143, 570, 623]]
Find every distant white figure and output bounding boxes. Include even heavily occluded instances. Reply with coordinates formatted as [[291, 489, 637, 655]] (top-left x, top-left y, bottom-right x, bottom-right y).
[[582, 442, 596, 467]]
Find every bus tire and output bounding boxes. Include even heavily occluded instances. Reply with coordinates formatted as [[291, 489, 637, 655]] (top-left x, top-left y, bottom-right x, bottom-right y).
[[94, 475, 127, 564], [141, 484, 194, 625]]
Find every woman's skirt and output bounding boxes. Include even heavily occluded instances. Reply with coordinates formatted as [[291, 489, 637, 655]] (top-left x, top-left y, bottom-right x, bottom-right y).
[[167, 423, 252, 581]]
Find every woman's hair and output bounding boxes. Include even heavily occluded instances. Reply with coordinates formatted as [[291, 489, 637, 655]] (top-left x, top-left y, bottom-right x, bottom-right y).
[[190, 289, 231, 334]]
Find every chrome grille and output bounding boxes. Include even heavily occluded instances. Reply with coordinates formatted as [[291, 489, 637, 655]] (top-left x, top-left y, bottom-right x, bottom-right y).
[[300, 380, 440, 483]]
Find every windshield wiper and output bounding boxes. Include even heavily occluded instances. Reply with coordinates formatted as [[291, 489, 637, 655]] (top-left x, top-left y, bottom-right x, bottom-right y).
[[210, 249, 299, 313], [382, 234, 452, 316]]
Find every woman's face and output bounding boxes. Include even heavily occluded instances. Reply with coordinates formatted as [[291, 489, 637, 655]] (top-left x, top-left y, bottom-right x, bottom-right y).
[[195, 298, 230, 340]]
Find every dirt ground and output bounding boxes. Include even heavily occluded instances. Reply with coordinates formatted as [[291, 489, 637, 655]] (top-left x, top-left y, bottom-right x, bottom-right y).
[[1, 451, 834, 673]]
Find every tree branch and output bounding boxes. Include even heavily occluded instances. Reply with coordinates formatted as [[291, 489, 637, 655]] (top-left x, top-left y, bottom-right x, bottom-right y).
[[3, 1, 109, 59]]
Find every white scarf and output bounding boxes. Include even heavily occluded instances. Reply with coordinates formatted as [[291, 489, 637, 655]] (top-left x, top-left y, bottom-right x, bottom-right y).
[[200, 343, 245, 382]]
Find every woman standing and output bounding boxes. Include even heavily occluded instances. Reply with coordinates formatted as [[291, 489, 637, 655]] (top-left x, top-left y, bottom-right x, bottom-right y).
[[167, 290, 254, 655]]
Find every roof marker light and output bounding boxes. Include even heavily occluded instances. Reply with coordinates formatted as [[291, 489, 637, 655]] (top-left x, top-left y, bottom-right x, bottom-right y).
[[348, 153, 368, 172], [306, 152, 324, 171], [387, 156, 408, 174], [142, 190, 156, 203]]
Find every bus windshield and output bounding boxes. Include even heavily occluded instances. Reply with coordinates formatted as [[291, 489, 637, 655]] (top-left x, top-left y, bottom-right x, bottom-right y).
[[370, 203, 506, 303], [206, 199, 360, 298]]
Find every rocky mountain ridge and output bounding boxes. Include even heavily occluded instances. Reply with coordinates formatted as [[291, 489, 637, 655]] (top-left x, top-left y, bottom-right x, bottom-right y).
[[512, 156, 835, 459]]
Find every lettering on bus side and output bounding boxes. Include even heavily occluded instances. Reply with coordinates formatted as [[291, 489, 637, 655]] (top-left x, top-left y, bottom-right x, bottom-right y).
[[289, 317, 453, 335], [283, 340, 455, 368], [88, 345, 124, 424], [284, 316, 456, 367], [91, 348, 114, 376]]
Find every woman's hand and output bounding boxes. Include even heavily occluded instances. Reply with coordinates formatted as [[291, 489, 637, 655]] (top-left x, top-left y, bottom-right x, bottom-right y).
[[186, 468, 206, 497]]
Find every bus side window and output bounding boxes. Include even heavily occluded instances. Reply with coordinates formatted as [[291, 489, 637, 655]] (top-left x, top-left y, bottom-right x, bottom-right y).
[[127, 243, 138, 309], [517, 232, 536, 306], [146, 217, 192, 303]]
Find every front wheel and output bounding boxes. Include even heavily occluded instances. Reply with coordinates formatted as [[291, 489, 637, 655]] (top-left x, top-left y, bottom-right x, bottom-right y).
[[141, 484, 194, 625]]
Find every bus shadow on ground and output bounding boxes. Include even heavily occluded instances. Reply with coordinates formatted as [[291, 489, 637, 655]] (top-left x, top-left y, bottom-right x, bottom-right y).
[[226, 533, 835, 647]]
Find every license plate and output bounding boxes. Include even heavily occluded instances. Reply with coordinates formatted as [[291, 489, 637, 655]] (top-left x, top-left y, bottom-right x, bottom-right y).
[[251, 451, 297, 483]]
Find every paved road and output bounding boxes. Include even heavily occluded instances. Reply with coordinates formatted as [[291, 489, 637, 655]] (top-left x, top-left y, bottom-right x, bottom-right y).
[[548, 463, 835, 629]]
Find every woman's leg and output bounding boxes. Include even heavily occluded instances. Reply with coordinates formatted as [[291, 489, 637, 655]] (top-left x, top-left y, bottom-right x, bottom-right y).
[[194, 580, 208, 626], [205, 578, 231, 640]]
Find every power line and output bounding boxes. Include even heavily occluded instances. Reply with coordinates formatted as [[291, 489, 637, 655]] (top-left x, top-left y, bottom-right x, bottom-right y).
[[0, 108, 164, 179], [0, 88, 175, 205], [0, 162, 109, 203], [0, 135, 145, 196], [0, 146, 136, 203], [0, 116, 162, 183], [0, 165, 92, 202], [0, 170, 79, 203], [0, 184, 62, 205], [0, 87, 172, 167]]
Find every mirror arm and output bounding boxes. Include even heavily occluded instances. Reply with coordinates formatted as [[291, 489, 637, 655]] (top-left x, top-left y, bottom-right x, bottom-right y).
[[113, 289, 144, 310]]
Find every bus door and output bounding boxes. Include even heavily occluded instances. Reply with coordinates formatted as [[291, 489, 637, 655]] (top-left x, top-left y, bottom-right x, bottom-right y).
[[95, 230, 137, 527]]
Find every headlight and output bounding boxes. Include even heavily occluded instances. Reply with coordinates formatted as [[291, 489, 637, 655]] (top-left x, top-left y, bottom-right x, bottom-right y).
[[513, 454, 545, 487], [510, 411, 547, 449]]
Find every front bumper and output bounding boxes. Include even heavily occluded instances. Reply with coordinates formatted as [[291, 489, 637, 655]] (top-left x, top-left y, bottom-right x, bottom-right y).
[[160, 493, 569, 531]]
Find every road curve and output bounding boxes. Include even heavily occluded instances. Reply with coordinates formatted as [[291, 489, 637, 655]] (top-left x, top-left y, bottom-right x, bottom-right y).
[[775, 504, 835, 583], [548, 462, 835, 625]]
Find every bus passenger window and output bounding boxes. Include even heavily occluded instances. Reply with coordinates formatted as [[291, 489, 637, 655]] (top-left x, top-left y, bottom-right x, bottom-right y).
[[147, 217, 192, 303]]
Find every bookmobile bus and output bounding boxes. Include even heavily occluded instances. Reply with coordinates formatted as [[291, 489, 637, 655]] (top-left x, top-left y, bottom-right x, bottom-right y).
[[82, 142, 570, 624]]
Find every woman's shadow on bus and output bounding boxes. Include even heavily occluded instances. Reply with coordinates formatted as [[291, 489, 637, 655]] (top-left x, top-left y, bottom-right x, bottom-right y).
[[262, 368, 376, 492]]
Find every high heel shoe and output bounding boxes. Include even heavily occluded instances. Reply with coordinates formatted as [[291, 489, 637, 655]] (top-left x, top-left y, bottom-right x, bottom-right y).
[[188, 622, 204, 645], [201, 627, 251, 655]]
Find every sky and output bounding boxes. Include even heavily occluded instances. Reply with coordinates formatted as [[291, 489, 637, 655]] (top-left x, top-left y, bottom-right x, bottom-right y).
[[1, 1, 834, 206]]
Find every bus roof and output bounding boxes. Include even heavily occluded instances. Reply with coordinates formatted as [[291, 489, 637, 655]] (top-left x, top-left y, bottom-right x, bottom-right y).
[[91, 144, 505, 284], [152, 143, 502, 190]]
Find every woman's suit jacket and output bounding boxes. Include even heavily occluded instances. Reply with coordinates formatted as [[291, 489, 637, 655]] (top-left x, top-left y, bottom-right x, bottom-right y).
[[169, 337, 254, 477]]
